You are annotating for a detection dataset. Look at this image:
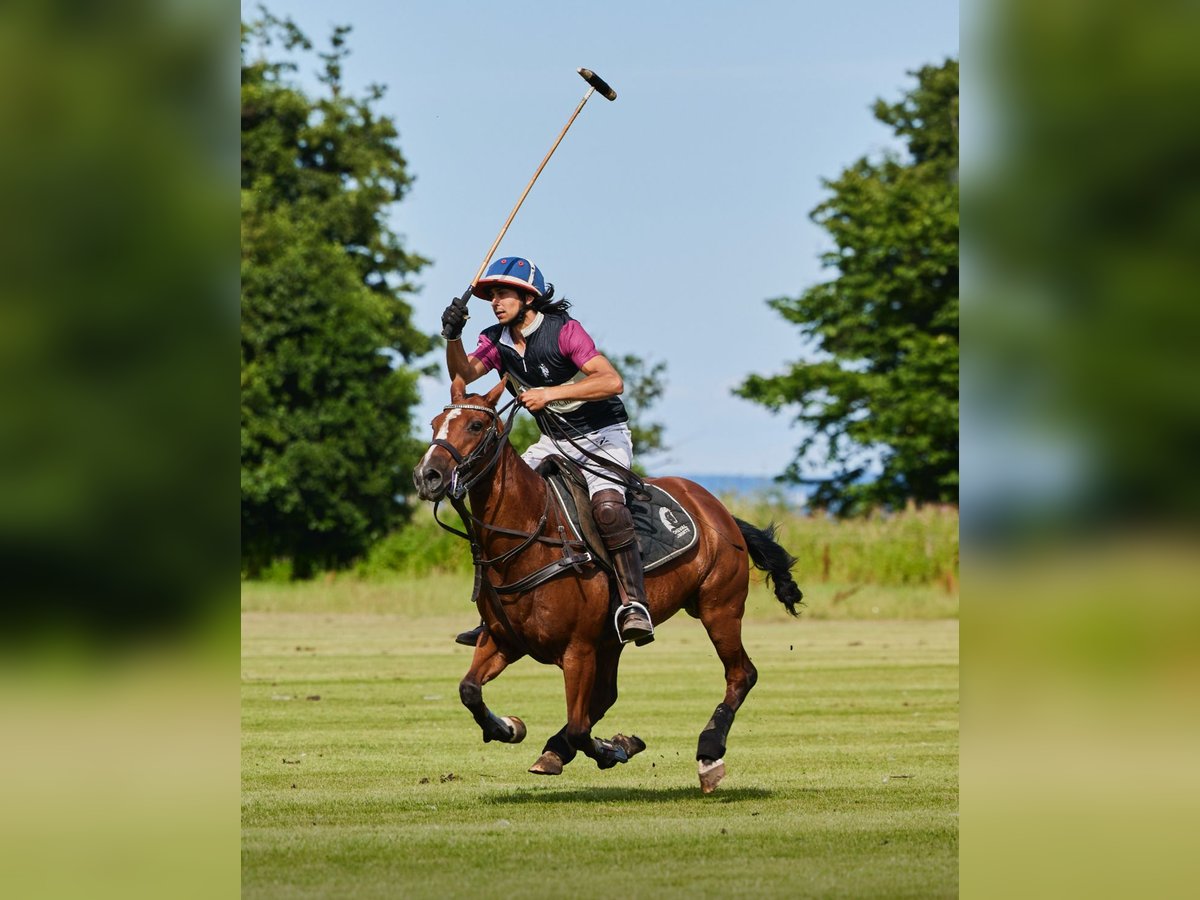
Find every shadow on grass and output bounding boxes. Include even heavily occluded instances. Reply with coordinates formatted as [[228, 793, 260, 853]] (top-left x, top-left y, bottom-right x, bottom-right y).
[[483, 785, 775, 805]]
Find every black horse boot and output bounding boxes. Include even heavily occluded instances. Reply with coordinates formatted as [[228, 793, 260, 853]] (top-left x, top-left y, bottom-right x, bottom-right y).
[[455, 621, 485, 646], [592, 489, 654, 645]]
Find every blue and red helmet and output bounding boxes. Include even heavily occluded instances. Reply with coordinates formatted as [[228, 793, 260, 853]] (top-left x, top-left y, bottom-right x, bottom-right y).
[[471, 256, 545, 300]]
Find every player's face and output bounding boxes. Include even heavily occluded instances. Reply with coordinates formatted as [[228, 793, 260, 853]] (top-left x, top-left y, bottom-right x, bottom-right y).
[[489, 286, 531, 327]]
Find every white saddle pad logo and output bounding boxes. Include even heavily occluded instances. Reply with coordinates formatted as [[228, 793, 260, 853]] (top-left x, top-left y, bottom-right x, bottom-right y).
[[659, 507, 691, 538]]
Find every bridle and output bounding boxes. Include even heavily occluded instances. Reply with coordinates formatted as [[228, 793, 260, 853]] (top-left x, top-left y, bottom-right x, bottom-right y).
[[430, 398, 519, 500]]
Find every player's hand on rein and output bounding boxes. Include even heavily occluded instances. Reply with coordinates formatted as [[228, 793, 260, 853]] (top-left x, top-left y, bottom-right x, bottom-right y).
[[519, 387, 552, 412]]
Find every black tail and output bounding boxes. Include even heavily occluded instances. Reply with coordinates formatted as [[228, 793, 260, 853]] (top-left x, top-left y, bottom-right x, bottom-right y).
[[735, 518, 804, 616]]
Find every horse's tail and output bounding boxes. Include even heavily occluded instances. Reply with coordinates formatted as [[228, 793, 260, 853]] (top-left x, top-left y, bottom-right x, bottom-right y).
[[735, 518, 804, 616]]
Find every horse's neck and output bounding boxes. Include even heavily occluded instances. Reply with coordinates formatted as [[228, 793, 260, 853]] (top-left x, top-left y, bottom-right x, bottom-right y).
[[467, 442, 547, 536]]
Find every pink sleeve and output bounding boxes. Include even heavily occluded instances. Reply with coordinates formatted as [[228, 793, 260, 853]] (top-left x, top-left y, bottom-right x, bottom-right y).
[[469, 333, 501, 373], [559, 320, 601, 369]]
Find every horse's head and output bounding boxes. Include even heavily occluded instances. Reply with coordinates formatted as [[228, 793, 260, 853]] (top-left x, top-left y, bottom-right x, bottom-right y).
[[413, 376, 509, 502]]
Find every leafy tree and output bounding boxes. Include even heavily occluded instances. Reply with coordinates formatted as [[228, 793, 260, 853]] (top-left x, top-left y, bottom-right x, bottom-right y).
[[971, 6, 1200, 526], [737, 60, 958, 514], [507, 354, 669, 474], [241, 11, 432, 577], [612, 353, 669, 466]]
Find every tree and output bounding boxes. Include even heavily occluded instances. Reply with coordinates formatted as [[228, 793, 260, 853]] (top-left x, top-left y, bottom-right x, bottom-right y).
[[736, 60, 958, 514], [507, 354, 669, 474], [241, 11, 432, 577], [971, 8, 1200, 526]]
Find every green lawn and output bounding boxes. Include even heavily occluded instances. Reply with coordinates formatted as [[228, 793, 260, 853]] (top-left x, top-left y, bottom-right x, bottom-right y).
[[243, 601, 958, 898]]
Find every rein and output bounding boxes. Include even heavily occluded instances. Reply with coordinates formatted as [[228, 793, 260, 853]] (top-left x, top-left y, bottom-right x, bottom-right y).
[[533, 408, 651, 501], [429, 398, 592, 616]]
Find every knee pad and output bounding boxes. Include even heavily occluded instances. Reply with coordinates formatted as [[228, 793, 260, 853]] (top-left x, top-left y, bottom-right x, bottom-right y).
[[592, 492, 635, 548]]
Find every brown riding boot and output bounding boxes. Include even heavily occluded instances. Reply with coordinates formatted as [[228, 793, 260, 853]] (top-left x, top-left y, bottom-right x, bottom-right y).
[[592, 489, 654, 645], [610, 543, 654, 645], [455, 622, 485, 646]]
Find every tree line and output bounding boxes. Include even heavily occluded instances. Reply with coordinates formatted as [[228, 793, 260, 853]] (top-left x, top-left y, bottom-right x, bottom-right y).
[[241, 12, 958, 577]]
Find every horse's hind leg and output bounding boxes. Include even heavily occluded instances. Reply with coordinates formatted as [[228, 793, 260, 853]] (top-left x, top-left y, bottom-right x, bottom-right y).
[[696, 583, 758, 793], [459, 634, 526, 745]]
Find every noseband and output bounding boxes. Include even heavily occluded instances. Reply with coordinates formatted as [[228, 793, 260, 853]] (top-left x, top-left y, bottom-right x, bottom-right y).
[[430, 399, 518, 499]]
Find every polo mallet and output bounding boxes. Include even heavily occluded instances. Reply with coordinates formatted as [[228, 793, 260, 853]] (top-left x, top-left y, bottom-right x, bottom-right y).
[[441, 67, 617, 338]]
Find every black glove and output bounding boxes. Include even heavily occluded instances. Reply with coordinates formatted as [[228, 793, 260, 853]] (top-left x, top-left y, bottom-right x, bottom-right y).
[[441, 300, 469, 340]]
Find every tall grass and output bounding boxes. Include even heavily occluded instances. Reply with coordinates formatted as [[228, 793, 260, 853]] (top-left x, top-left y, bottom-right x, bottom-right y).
[[356, 507, 469, 579], [355, 496, 959, 591], [725, 498, 960, 590], [241, 498, 958, 622]]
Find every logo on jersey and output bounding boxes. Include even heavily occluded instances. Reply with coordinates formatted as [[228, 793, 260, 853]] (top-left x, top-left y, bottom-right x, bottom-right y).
[[538, 362, 551, 380]]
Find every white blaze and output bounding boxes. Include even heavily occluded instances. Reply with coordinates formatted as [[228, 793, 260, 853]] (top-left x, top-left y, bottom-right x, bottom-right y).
[[418, 409, 461, 470]]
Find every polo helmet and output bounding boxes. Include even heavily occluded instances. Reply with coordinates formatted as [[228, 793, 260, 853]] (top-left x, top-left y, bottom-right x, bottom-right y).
[[471, 256, 545, 300]]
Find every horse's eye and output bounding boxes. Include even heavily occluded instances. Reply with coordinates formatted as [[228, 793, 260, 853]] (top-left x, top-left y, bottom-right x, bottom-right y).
[[468, 420, 485, 433]]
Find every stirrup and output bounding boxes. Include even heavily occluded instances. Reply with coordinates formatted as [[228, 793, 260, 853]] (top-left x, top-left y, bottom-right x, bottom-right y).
[[613, 601, 654, 646]]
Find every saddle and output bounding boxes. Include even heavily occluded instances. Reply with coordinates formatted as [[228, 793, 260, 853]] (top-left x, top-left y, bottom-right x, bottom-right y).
[[536, 456, 699, 574]]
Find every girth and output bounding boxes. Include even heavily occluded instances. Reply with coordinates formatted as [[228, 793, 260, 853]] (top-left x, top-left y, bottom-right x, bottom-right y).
[[437, 487, 594, 597]]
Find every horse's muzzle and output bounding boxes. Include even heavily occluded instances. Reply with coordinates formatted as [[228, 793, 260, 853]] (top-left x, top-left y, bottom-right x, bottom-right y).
[[413, 459, 450, 502]]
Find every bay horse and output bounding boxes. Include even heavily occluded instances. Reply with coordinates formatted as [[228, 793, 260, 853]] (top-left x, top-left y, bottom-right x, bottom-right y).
[[413, 377, 803, 792]]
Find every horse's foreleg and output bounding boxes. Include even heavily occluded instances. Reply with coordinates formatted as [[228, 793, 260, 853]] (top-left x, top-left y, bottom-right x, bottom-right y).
[[589, 646, 645, 762], [530, 645, 635, 775], [459, 634, 526, 744], [529, 726, 575, 775], [560, 645, 632, 770], [560, 644, 596, 759]]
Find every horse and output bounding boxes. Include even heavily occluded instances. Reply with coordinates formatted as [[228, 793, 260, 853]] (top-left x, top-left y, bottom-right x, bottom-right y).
[[413, 377, 804, 793]]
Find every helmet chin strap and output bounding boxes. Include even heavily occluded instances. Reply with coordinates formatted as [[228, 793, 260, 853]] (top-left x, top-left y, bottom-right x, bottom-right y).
[[512, 302, 537, 332]]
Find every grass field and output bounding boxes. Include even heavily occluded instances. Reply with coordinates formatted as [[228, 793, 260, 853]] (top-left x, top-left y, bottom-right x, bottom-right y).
[[242, 581, 958, 898]]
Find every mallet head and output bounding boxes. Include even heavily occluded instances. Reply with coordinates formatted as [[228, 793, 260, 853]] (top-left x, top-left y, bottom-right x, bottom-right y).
[[578, 67, 617, 101]]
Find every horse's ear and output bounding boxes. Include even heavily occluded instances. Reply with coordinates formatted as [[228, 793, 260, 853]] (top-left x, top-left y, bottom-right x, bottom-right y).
[[484, 379, 507, 408], [451, 375, 466, 403]]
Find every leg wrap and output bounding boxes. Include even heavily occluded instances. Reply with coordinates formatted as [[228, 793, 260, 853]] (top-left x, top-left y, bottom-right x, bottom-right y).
[[696, 702, 735, 761], [459, 679, 482, 710], [543, 729, 578, 765], [461, 679, 512, 743], [592, 490, 636, 550]]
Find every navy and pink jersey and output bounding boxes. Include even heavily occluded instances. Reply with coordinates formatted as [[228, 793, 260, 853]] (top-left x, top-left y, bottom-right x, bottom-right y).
[[471, 315, 599, 373], [469, 312, 628, 434]]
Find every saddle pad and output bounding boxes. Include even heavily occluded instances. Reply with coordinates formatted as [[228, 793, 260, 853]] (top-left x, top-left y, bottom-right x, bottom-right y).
[[545, 475, 699, 573]]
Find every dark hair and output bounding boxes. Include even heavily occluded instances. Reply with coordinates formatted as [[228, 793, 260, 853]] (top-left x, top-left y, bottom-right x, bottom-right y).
[[529, 281, 572, 316]]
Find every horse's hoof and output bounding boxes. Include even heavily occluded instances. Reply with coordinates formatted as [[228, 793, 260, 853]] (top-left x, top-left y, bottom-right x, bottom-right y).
[[698, 757, 726, 794], [502, 716, 526, 744], [610, 734, 647, 759], [528, 750, 564, 776]]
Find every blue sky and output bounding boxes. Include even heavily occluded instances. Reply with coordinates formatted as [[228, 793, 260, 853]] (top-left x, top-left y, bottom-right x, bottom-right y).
[[246, 0, 959, 476]]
